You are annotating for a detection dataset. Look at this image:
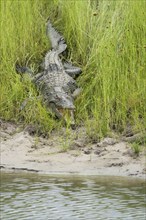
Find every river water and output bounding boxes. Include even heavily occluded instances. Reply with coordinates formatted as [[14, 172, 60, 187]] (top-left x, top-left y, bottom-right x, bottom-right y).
[[0, 172, 145, 220]]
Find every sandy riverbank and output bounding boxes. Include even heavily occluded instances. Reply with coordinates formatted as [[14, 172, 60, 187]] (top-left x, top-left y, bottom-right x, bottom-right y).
[[0, 120, 146, 179]]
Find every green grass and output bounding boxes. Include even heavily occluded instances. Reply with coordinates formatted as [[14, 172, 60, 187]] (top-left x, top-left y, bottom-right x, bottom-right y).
[[1, 0, 146, 138], [131, 143, 142, 156]]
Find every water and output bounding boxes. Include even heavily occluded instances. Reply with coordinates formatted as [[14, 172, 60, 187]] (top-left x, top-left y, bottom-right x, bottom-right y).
[[0, 172, 145, 220]]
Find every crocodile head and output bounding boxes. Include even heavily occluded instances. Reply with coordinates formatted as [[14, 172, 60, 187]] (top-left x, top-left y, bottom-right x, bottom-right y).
[[50, 98, 76, 128], [55, 94, 75, 110], [48, 87, 76, 127]]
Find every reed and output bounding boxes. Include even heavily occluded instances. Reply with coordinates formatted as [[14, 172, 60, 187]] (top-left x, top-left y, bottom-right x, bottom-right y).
[[1, 0, 146, 138]]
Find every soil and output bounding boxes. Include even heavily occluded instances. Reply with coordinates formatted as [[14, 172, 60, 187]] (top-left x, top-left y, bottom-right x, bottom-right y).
[[0, 120, 146, 179]]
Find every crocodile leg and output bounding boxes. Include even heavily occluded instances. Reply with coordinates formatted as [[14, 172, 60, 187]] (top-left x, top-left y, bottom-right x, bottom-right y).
[[20, 96, 42, 111], [15, 65, 33, 75], [63, 62, 82, 79], [72, 88, 82, 99], [32, 72, 44, 82], [15, 64, 44, 82]]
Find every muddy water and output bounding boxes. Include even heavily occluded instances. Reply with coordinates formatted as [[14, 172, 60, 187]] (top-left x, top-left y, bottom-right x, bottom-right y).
[[0, 172, 145, 220]]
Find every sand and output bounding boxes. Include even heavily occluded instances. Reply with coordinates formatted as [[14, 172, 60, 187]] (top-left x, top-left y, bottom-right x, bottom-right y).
[[0, 120, 146, 179]]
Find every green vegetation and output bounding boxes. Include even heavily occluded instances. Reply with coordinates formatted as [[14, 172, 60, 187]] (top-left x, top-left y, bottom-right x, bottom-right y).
[[131, 134, 146, 155], [131, 143, 142, 156], [1, 0, 146, 138]]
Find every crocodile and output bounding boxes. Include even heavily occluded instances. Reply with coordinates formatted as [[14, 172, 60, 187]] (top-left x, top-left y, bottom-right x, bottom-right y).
[[16, 20, 82, 126]]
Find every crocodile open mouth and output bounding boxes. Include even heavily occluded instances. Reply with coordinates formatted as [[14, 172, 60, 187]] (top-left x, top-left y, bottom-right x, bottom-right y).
[[58, 108, 75, 126]]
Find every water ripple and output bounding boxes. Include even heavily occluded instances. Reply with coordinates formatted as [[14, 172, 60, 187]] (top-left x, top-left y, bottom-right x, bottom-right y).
[[1, 172, 145, 220]]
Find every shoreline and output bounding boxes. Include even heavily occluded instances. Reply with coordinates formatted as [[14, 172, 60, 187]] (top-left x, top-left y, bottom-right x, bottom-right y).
[[1, 166, 145, 180], [1, 120, 146, 179]]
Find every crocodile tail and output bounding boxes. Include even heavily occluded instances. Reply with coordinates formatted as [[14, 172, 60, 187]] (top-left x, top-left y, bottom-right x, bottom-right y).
[[46, 20, 67, 54]]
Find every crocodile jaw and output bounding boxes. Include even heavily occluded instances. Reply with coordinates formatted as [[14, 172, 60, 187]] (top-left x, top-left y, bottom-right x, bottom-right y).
[[57, 108, 75, 127]]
